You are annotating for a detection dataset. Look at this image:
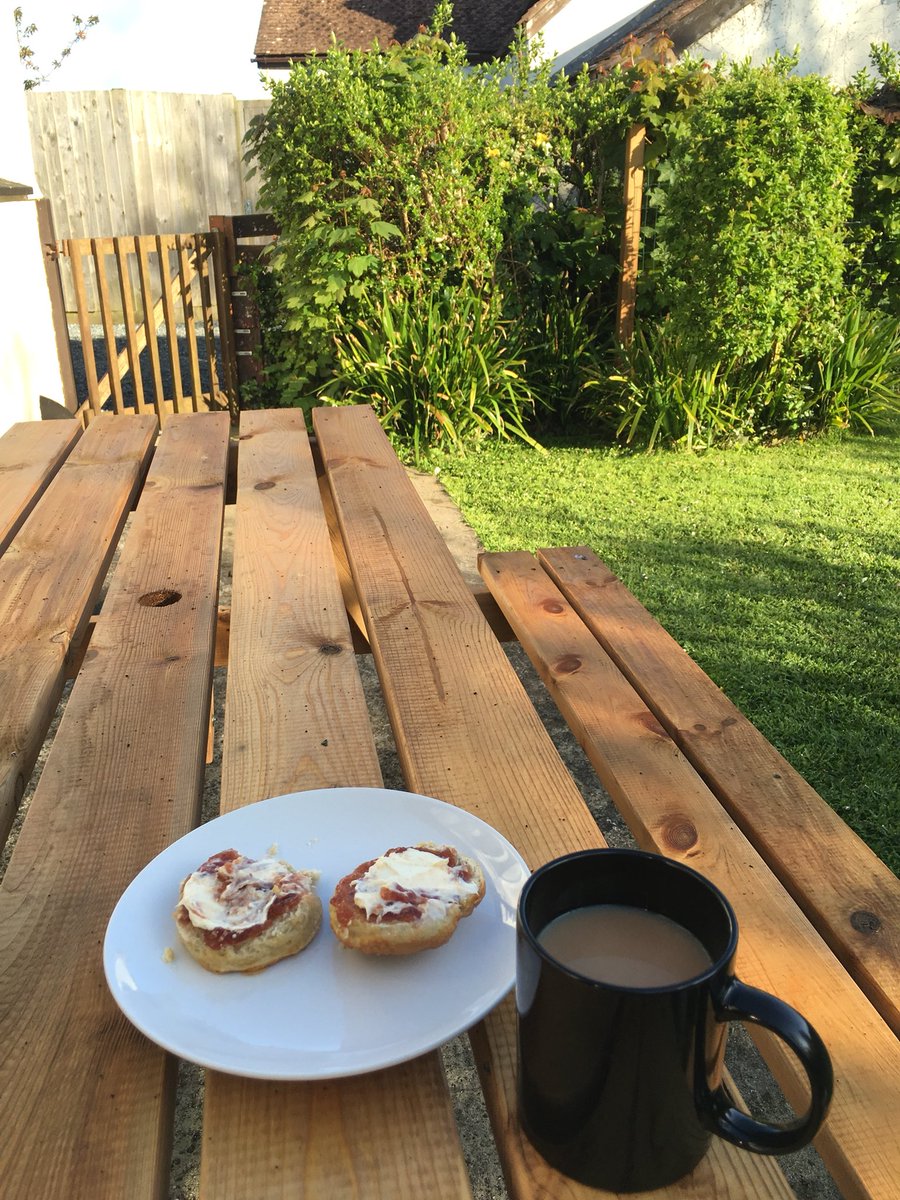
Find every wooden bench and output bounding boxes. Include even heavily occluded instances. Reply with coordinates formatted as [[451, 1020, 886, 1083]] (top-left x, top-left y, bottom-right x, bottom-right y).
[[479, 546, 900, 1200], [0, 405, 897, 1200]]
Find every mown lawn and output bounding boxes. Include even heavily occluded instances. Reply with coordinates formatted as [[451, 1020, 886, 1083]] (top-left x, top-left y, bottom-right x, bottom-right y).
[[431, 421, 900, 875]]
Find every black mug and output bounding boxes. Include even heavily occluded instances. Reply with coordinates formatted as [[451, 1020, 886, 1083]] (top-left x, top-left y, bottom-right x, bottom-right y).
[[516, 849, 833, 1192]]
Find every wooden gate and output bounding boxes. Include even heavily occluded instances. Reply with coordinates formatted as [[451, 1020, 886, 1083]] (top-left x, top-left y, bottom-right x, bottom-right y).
[[55, 230, 238, 426]]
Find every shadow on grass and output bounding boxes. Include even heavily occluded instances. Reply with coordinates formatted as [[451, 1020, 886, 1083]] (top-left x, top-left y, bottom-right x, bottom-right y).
[[568, 530, 899, 872]]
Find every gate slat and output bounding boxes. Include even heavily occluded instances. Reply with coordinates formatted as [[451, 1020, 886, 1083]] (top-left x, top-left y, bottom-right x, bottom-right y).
[[196, 237, 222, 406], [114, 236, 147, 413], [67, 239, 102, 419], [156, 234, 185, 409], [92, 238, 126, 413], [136, 237, 166, 417], [176, 234, 203, 411]]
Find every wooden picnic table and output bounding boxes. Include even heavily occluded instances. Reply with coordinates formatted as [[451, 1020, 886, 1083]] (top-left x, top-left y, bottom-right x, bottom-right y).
[[0, 404, 898, 1200]]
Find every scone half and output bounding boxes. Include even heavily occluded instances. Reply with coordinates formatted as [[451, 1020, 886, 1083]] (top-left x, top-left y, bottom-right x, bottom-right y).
[[174, 848, 322, 974], [329, 842, 485, 956]]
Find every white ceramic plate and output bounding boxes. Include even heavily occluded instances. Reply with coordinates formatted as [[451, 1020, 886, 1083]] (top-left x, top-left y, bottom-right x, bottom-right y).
[[104, 787, 529, 1080]]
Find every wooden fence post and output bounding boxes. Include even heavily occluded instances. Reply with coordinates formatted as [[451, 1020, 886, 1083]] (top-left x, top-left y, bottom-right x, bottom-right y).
[[210, 213, 279, 411], [35, 199, 78, 412], [616, 123, 647, 347]]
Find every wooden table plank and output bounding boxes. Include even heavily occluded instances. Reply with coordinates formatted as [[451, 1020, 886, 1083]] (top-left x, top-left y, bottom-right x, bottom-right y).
[[219, 410, 380, 803], [480, 549, 900, 1200], [201, 409, 472, 1200], [539, 545, 900, 1039], [0, 420, 81, 556], [0, 412, 230, 1200], [0, 414, 157, 843], [313, 405, 601, 863], [313, 405, 794, 1200]]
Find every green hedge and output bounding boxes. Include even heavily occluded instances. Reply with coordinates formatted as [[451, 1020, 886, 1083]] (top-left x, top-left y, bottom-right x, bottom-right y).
[[243, 16, 900, 451], [647, 55, 853, 364]]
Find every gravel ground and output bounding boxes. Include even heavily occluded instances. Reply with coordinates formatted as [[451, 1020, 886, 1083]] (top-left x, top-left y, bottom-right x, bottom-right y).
[[66, 324, 222, 413]]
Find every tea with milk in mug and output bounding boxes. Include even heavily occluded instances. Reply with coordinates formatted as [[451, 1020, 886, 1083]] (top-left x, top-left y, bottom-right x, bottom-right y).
[[537, 904, 712, 987]]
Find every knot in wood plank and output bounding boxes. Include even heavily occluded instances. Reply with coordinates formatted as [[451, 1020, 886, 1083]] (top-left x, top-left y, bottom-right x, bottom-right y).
[[850, 910, 882, 935], [635, 709, 667, 737], [661, 816, 699, 852]]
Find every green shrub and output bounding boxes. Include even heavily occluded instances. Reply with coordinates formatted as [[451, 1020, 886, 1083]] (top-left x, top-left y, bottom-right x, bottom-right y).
[[646, 54, 853, 364], [520, 288, 612, 429], [243, 15, 898, 453], [843, 45, 900, 311], [320, 287, 540, 463], [586, 301, 900, 450], [245, 5, 572, 404]]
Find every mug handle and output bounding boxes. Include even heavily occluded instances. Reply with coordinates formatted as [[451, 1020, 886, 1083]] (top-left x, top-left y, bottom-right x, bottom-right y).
[[698, 976, 834, 1154]]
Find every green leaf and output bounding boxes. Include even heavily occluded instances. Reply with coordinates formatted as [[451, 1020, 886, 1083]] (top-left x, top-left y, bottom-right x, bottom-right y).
[[348, 254, 377, 277], [370, 220, 402, 239]]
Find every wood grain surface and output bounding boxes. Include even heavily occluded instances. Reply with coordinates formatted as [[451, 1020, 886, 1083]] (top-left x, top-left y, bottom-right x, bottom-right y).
[[540, 545, 900, 1039], [200, 409, 472, 1200], [0, 414, 156, 842], [0, 412, 229, 1199], [0, 420, 81, 555], [313, 405, 794, 1200], [481, 549, 900, 1200]]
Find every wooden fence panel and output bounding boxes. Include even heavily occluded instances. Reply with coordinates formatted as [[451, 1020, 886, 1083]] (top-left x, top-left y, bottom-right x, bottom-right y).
[[27, 90, 269, 319], [28, 90, 268, 244]]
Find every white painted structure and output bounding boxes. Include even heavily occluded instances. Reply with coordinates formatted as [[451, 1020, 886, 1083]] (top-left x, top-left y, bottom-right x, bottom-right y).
[[527, 0, 647, 75], [688, 0, 900, 84], [0, 17, 66, 434], [527, 0, 898, 82]]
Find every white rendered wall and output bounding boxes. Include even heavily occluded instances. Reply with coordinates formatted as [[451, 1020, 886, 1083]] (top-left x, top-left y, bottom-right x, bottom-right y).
[[688, 0, 900, 83], [535, 0, 648, 74], [0, 16, 66, 434]]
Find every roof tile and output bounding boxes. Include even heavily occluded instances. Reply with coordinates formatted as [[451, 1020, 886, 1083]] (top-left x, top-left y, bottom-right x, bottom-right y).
[[254, 0, 535, 64]]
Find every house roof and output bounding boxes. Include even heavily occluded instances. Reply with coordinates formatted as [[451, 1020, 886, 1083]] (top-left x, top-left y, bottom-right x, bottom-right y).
[[561, 0, 753, 76], [859, 83, 900, 124], [253, 0, 537, 66]]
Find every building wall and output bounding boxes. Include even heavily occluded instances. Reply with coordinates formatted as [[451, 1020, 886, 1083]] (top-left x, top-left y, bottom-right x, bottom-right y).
[[0, 18, 65, 434], [689, 0, 900, 83], [531, 0, 647, 74]]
